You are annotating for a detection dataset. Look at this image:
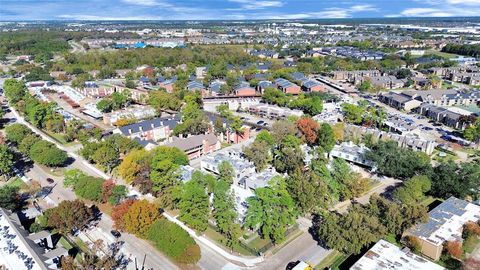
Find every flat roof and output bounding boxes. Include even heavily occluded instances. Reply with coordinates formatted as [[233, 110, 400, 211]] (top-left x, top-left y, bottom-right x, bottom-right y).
[[350, 239, 445, 270]]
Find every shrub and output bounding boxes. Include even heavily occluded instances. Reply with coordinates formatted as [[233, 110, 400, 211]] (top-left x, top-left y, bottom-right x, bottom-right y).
[[463, 221, 480, 238], [147, 219, 200, 264], [445, 241, 463, 259]]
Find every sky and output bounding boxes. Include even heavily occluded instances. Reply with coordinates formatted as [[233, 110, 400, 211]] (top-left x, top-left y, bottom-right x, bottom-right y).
[[0, 0, 480, 21]]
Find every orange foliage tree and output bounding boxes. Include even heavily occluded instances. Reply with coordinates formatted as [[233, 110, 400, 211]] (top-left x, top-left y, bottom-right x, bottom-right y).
[[111, 199, 135, 231], [463, 221, 480, 238], [123, 200, 161, 238], [296, 117, 319, 145], [445, 241, 463, 259], [101, 179, 115, 203]]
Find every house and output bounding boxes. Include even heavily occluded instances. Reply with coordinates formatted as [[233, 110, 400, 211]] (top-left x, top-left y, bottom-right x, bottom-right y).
[[256, 80, 275, 93], [249, 49, 279, 59], [301, 79, 325, 92], [158, 76, 177, 93], [187, 80, 206, 91], [196, 66, 208, 79], [350, 239, 445, 270], [234, 82, 257, 97], [165, 133, 221, 160], [274, 78, 301, 94], [290, 72, 306, 81], [404, 197, 480, 261], [0, 208, 69, 270], [138, 76, 150, 87], [379, 92, 422, 112], [248, 104, 303, 119], [330, 141, 374, 168], [113, 116, 180, 142], [209, 80, 226, 96]]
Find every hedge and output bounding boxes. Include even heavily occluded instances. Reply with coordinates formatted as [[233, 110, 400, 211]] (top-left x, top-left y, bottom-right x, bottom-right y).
[[147, 219, 200, 264]]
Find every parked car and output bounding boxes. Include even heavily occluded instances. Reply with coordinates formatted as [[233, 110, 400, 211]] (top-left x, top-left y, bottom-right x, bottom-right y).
[[111, 230, 121, 238], [257, 120, 265, 125], [46, 178, 54, 184]]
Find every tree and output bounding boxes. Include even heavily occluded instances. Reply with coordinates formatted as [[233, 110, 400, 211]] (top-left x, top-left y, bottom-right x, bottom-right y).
[[108, 185, 128, 205], [3, 79, 26, 104], [341, 103, 364, 124], [271, 120, 297, 144], [393, 175, 431, 204], [255, 130, 275, 146], [147, 219, 201, 264], [29, 140, 68, 167], [366, 140, 432, 179], [0, 186, 19, 210], [213, 180, 241, 251], [403, 235, 421, 253], [445, 241, 463, 259], [430, 161, 480, 200], [73, 175, 104, 202], [178, 178, 209, 232], [317, 123, 335, 153], [44, 200, 93, 233], [123, 200, 160, 238], [101, 179, 116, 203], [244, 177, 298, 243], [218, 161, 235, 184], [112, 199, 135, 231], [286, 167, 330, 213], [0, 145, 14, 179], [296, 118, 319, 145], [148, 91, 182, 113], [4, 124, 32, 145], [96, 99, 113, 113], [92, 145, 118, 172], [243, 140, 272, 172]]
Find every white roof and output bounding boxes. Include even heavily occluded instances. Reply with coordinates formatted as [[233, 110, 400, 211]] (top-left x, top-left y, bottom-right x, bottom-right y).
[[350, 240, 445, 270]]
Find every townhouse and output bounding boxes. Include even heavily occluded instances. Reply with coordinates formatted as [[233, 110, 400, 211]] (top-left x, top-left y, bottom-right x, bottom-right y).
[[274, 78, 301, 94], [165, 133, 221, 160], [113, 116, 180, 142]]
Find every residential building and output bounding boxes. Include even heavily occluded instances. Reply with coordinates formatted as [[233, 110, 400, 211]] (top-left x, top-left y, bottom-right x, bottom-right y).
[[300, 78, 325, 92], [256, 80, 275, 93], [330, 141, 374, 168], [274, 78, 301, 94], [165, 133, 221, 160], [247, 104, 303, 119], [350, 239, 445, 270], [234, 82, 257, 97], [113, 116, 180, 142], [417, 104, 472, 130], [404, 197, 480, 261], [379, 92, 422, 112], [402, 89, 480, 107]]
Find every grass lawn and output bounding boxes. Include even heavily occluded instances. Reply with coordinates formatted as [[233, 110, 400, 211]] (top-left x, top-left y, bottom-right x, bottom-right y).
[[59, 236, 73, 250], [6, 177, 25, 189], [464, 235, 480, 254], [315, 250, 346, 270], [384, 233, 401, 247], [426, 50, 460, 59], [248, 235, 271, 250], [44, 130, 79, 147], [204, 227, 255, 256], [74, 237, 90, 254]]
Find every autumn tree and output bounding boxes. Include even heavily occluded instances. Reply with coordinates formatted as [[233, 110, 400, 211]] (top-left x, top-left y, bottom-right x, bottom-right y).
[[112, 199, 135, 231], [117, 149, 150, 183], [445, 241, 463, 259], [123, 200, 160, 238], [296, 117, 319, 145], [44, 200, 93, 234]]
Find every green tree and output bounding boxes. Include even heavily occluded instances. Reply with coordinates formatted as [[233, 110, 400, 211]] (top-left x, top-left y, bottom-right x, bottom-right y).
[[317, 123, 335, 153], [243, 140, 272, 172], [341, 103, 364, 124], [430, 161, 480, 200], [213, 180, 241, 250], [218, 161, 235, 184], [178, 178, 209, 232], [286, 167, 330, 213], [29, 140, 68, 167], [244, 177, 298, 243], [3, 79, 26, 104], [5, 124, 32, 145], [148, 91, 182, 114], [0, 186, 20, 210], [0, 145, 14, 179], [393, 175, 431, 204]]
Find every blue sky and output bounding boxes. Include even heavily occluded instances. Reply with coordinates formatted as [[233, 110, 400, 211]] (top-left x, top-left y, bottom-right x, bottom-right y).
[[1, 0, 479, 21]]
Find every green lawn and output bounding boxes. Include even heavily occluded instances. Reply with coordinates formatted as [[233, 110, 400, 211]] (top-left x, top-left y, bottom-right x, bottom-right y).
[[204, 227, 256, 256], [464, 235, 480, 254], [59, 236, 73, 250], [315, 250, 346, 270], [426, 50, 461, 59], [6, 177, 24, 189], [74, 237, 90, 254]]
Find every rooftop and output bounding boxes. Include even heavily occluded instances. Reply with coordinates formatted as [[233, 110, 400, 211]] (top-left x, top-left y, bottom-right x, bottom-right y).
[[351, 239, 445, 270]]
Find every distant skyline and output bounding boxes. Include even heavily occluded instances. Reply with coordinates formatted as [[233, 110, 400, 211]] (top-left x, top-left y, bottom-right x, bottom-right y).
[[1, 0, 480, 21]]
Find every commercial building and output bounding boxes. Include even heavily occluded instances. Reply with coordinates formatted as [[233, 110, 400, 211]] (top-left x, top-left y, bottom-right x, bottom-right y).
[[350, 239, 445, 270], [0, 208, 68, 270], [404, 197, 480, 261]]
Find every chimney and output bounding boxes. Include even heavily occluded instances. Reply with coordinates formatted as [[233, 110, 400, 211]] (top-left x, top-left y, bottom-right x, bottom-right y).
[[139, 126, 143, 132], [151, 123, 155, 129], [128, 128, 132, 134]]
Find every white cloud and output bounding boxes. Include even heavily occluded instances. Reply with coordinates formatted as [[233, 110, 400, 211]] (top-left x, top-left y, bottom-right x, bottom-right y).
[[122, 0, 161, 7], [228, 0, 284, 10], [446, 0, 480, 5]]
